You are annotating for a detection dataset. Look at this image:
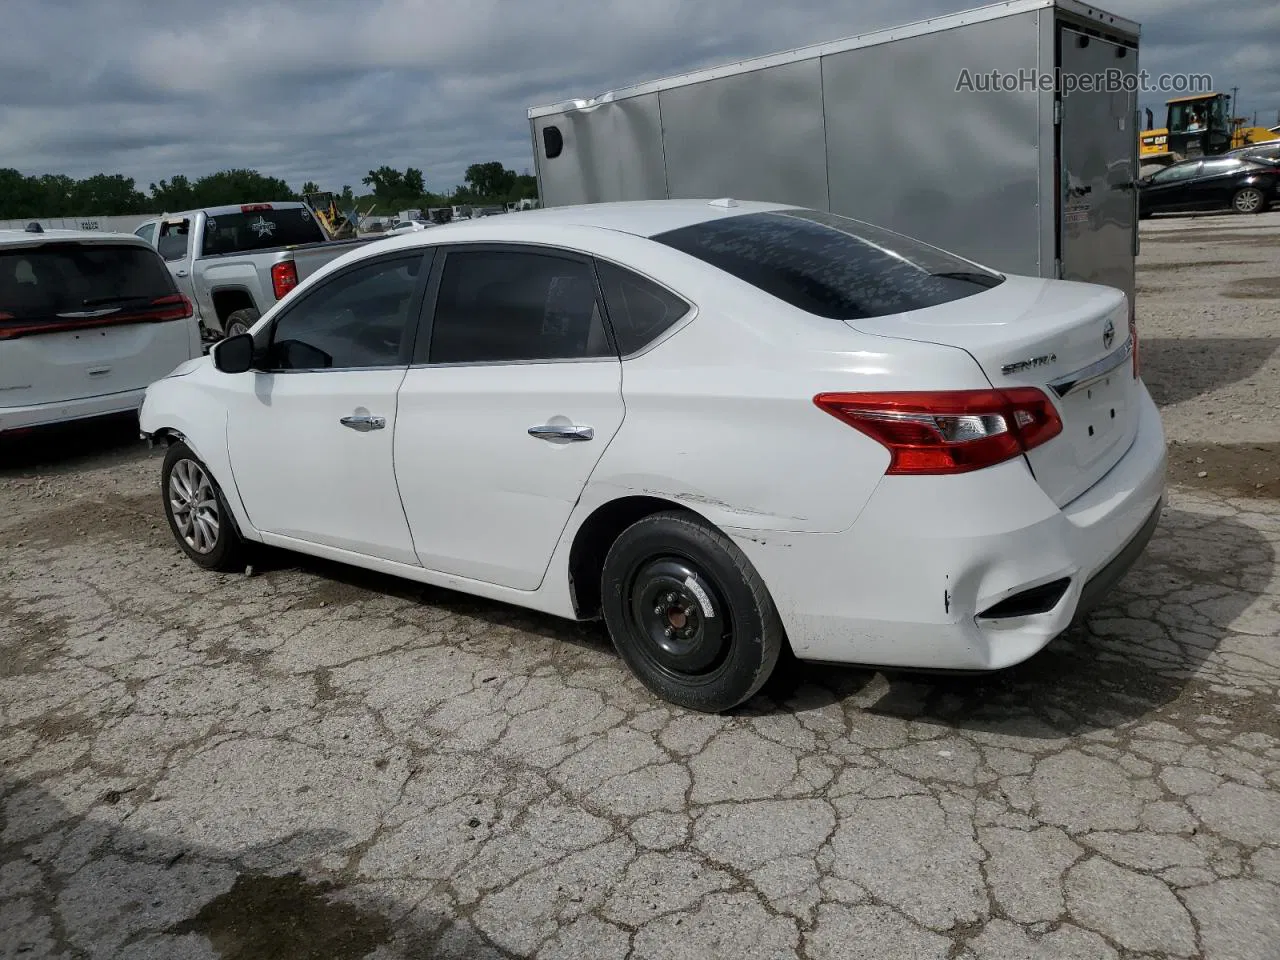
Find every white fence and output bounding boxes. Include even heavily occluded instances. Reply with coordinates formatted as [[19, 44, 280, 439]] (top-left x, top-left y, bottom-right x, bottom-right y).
[[0, 214, 158, 235]]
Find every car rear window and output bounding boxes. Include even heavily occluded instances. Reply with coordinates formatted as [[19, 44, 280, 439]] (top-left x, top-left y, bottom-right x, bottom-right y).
[[652, 209, 1004, 320], [199, 207, 326, 256], [0, 242, 178, 335]]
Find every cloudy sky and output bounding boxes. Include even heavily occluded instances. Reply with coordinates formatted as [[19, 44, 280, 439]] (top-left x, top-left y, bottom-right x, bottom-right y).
[[2, 0, 1276, 195]]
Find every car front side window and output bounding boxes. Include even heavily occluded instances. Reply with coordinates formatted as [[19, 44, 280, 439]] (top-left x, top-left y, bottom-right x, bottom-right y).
[[266, 255, 425, 371], [426, 249, 613, 364], [1152, 163, 1202, 184]]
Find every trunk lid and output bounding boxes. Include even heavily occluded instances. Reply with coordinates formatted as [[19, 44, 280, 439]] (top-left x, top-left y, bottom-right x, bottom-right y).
[[848, 275, 1138, 507], [1, 238, 196, 408]]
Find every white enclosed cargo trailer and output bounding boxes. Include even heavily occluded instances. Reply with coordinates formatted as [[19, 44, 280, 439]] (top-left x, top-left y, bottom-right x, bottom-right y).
[[527, 0, 1141, 308]]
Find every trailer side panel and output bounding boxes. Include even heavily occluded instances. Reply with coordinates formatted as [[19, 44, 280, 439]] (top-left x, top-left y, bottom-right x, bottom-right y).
[[822, 10, 1044, 277], [532, 93, 667, 207], [658, 58, 829, 209]]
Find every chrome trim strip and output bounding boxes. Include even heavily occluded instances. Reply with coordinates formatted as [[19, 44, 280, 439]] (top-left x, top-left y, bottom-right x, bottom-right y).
[[1047, 338, 1133, 398]]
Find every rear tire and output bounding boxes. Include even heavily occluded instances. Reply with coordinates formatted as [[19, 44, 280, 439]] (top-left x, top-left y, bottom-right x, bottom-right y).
[[161, 442, 248, 572], [600, 510, 785, 713], [1232, 187, 1267, 214], [223, 308, 260, 339]]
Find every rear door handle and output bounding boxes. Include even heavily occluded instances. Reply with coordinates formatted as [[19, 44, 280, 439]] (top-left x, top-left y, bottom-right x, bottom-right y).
[[528, 423, 594, 442], [340, 415, 386, 432], [175, 269, 189, 278]]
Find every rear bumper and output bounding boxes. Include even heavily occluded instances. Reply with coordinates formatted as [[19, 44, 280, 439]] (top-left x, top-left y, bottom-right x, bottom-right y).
[[729, 383, 1167, 670], [0, 389, 145, 433]]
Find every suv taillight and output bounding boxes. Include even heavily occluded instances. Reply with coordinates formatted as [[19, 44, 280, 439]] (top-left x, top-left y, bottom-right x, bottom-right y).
[[813, 388, 1063, 475], [150, 294, 193, 320], [271, 261, 298, 300]]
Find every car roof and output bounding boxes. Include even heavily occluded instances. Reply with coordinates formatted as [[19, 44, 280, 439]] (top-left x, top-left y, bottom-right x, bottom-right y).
[[471, 199, 796, 238], [0, 229, 151, 250]]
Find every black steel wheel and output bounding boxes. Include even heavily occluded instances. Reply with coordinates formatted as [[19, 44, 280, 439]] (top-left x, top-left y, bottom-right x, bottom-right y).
[[600, 510, 785, 712]]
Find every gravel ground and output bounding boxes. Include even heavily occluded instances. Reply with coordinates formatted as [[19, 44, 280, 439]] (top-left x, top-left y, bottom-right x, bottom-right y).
[[2, 213, 1279, 959]]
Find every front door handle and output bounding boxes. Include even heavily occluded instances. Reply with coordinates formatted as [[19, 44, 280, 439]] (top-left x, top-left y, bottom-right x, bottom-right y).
[[175, 269, 189, 278], [340, 415, 386, 432], [528, 423, 594, 442]]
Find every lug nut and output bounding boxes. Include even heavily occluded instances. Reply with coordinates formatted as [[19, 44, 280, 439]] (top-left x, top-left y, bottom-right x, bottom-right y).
[[664, 626, 675, 638]]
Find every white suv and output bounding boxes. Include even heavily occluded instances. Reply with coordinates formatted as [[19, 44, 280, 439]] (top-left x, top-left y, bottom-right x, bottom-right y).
[[0, 228, 200, 436]]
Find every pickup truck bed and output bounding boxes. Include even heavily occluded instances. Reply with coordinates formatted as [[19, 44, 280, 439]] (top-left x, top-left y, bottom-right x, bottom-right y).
[[132, 202, 375, 338]]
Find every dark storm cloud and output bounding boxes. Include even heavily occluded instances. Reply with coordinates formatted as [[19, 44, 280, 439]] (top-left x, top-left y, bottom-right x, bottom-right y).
[[2, 0, 1276, 195]]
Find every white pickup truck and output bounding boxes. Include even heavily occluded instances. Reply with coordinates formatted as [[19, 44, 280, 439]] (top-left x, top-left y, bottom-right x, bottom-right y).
[[132, 202, 372, 339]]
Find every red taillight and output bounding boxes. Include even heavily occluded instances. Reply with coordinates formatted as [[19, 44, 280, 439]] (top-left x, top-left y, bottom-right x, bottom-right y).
[[149, 293, 193, 320], [271, 260, 298, 300], [813, 388, 1063, 475], [1129, 317, 1140, 379], [241, 203, 273, 212], [0, 295, 193, 340]]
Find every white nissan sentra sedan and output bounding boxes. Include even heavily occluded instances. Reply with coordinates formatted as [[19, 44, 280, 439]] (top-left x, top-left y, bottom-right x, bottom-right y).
[[139, 200, 1166, 712]]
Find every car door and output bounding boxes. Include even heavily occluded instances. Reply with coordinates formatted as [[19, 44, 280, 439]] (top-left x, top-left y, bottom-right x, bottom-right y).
[[155, 217, 204, 326], [1186, 158, 1244, 209], [224, 250, 431, 565], [394, 245, 625, 590], [1142, 161, 1202, 213]]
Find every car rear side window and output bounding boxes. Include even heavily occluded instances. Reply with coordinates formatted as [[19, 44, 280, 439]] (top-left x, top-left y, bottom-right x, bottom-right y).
[[267, 255, 423, 370], [428, 250, 613, 364], [652, 209, 1004, 321], [0, 243, 178, 337], [594, 261, 690, 355], [201, 208, 326, 256]]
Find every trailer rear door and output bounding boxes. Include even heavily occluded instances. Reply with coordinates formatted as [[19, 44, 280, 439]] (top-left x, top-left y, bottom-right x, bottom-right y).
[[1057, 26, 1138, 303]]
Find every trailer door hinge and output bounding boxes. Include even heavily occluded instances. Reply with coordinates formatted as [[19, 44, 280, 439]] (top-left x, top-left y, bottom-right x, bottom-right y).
[[1053, 257, 1062, 279], [1053, 100, 1061, 125]]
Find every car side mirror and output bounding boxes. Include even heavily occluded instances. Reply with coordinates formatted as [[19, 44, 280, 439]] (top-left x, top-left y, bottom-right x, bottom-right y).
[[213, 333, 255, 374]]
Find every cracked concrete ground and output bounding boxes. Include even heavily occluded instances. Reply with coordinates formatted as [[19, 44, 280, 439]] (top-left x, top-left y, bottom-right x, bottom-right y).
[[3, 212, 1280, 959]]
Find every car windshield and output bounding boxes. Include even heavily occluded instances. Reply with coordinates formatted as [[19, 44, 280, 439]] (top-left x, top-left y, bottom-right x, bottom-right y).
[[652, 209, 1004, 320], [0, 242, 177, 332], [199, 207, 326, 256]]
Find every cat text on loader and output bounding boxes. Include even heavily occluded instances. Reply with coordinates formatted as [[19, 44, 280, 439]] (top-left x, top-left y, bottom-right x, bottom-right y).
[[1140, 92, 1280, 169]]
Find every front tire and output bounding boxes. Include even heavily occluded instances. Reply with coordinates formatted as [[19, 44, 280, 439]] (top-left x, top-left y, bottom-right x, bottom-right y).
[[600, 511, 785, 712], [223, 308, 260, 339], [161, 442, 247, 572], [1232, 187, 1266, 214]]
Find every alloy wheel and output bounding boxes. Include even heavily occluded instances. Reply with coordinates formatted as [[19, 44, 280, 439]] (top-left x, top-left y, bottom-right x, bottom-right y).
[[1234, 188, 1263, 213], [169, 458, 220, 554]]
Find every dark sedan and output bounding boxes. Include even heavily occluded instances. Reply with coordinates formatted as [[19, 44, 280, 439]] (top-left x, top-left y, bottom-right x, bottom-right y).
[[1138, 156, 1280, 217]]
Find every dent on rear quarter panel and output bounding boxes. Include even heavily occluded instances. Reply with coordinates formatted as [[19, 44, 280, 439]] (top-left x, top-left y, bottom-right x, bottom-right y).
[[596, 322, 993, 534]]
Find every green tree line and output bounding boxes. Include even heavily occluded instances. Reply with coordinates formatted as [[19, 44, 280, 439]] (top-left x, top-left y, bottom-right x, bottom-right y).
[[0, 162, 538, 221]]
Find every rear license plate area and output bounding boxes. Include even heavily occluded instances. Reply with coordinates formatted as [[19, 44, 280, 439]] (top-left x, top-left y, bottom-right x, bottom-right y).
[[1060, 374, 1129, 464]]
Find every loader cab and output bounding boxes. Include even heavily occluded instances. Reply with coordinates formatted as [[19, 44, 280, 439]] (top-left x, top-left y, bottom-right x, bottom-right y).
[[1166, 93, 1231, 158], [1142, 93, 1232, 165]]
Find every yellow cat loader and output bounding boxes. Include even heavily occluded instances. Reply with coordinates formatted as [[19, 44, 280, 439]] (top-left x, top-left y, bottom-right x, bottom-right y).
[[1140, 92, 1280, 168], [301, 192, 358, 240]]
